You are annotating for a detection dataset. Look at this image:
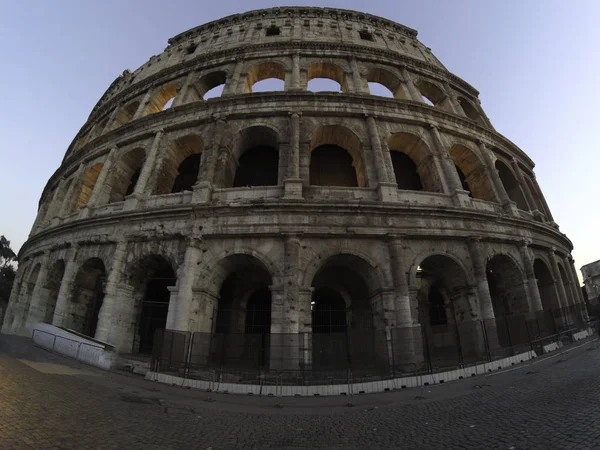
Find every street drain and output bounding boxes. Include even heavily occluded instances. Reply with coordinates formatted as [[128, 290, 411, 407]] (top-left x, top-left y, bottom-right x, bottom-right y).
[[164, 406, 195, 415], [119, 395, 160, 405]]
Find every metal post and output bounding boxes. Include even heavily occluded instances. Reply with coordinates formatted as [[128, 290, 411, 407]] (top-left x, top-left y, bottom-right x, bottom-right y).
[[454, 321, 464, 366], [481, 319, 491, 362]]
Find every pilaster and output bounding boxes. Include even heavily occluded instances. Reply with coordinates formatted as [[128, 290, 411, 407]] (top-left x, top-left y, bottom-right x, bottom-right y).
[[95, 239, 129, 346], [52, 244, 79, 328], [518, 240, 543, 313], [125, 129, 163, 209]]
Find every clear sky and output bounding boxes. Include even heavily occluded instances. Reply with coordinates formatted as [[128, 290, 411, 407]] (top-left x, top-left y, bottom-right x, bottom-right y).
[[1, 1, 598, 282]]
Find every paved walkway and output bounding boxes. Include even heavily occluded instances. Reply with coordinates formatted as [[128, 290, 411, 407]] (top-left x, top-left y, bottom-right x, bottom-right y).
[[1, 334, 600, 449]]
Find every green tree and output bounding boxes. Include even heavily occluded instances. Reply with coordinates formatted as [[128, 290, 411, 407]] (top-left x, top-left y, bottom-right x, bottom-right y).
[[0, 235, 17, 310]]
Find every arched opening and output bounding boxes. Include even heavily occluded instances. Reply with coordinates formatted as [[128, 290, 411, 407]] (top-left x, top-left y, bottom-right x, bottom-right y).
[[70, 258, 106, 337], [496, 160, 529, 210], [73, 163, 103, 212], [486, 255, 529, 349], [390, 151, 422, 190], [310, 125, 365, 187], [308, 78, 342, 92], [44, 260, 65, 323], [309, 254, 382, 371], [129, 255, 177, 354], [366, 68, 406, 99], [233, 147, 279, 187], [143, 83, 179, 115], [307, 61, 347, 93], [109, 101, 139, 130], [108, 148, 146, 203], [486, 255, 528, 317], [388, 132, 441, 192], [449, 145, 496, 201], [211, 255, 273, 369], [534, 259, 560, 311], [368, 82, 394, 98], [458, 97, 481, 122], [172, 154, 201, 193], [310, 145, 357, 187], [244, 62, 285, 93], [154, 134, 204, 195], [415, 80, 446, 108], [198, 71, 227, 99], [227, 126, 279, 188], [416, 255, 483, 365]]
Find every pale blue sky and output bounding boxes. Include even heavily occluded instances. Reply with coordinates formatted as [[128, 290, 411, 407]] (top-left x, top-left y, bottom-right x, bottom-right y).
[[1, 1, 598, 282]]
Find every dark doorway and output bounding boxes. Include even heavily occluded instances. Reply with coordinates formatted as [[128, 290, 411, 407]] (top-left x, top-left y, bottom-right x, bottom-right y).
[[455, 165, 472, 197], [137, 263, 176, 354], [391, 151, 422, 190], [310, 145, 358, 187], [171, 153, 202, 193], [311, 287, 349, 369], [233, 146, 279, 187]]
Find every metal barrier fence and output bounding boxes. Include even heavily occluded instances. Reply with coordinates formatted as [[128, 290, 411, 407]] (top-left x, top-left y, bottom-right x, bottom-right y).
[[151, 304, 591, 386], [32, 328, 111, 368]]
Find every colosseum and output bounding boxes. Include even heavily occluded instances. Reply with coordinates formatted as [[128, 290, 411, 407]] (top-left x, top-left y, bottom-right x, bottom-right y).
[[1, 7, 589, 377]]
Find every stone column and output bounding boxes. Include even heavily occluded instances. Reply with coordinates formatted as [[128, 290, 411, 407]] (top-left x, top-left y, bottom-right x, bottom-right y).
[[171, 72, 195, 107], [387, 236, 423, 367], [467, 237, 495, 321], [221, 58, 243, 96], [290, 52, 301, 91], [58, 164, 85, 219], [1, 264, 29, 333], [475, 98, 496, 130], [429, 126, 471, 207], [80, 147, 119, 218], [52, 244, 79, 328], [270, 236, 301, 371], [193, 118, 226, 203], [283, 112, 303, 199], [94, 239, 129, 347], [24, 251, 52, 330], [399, 65, 422, 102], [43, 178, 67, 226], [531, 174, 555, 223], [510, 158, 536, 213], [103, 103, 123, 132], [366, 115, 397, 202], [568, 257, 585, 304], [549, 249, 569, 311], [349, 57, 368, 93], [443, 82, 461, 115], [125, 129, 163, 209], [518, 240, 544, 313], [32, 188, 58, 233], [478, 141, 519, 216], [132, 87, 154, 120], [171, 235, 203, 331]]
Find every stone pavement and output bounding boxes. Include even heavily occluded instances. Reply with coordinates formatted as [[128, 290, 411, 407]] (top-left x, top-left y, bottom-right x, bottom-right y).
[[1, 334, 600, 449]]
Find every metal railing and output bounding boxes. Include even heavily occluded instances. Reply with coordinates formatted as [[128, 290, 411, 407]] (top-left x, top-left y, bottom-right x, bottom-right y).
[[32, 328, 109, 367], [149, 303, 592, 386]]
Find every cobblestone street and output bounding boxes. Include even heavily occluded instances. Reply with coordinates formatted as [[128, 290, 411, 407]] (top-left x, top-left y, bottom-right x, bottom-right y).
[[1, 335, 600, 449]]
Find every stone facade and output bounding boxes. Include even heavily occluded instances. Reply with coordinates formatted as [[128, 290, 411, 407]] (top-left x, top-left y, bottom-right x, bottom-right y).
[[582, 260, 600, 307], [1, 7, 587, 368]]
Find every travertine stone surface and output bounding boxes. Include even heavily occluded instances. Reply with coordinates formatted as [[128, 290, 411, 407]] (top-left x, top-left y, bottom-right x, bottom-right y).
[[1, 7, 584, 364]]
